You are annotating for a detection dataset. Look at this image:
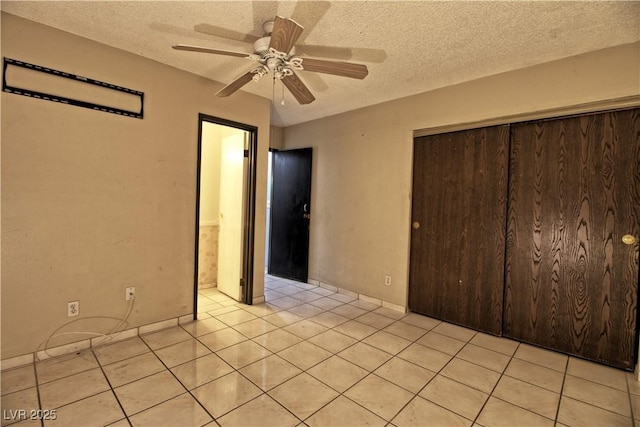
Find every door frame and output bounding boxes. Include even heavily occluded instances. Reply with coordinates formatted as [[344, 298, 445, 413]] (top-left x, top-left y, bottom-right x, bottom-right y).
[[194, 114, 258, 318]]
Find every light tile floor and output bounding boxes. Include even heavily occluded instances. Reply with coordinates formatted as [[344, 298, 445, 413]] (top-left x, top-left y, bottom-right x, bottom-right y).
[[2, 274, 639, 426]]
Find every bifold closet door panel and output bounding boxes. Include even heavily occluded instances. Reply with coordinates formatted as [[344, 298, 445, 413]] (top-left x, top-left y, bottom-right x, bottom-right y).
[[409, 125, 510, 335], [504, 109, 640, 370]]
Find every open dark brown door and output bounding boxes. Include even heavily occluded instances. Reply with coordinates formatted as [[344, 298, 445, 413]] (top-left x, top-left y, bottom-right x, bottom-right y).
[[504, 109, 640, 370], [268, 148, 312, 282], [409, 126, 510, 335]]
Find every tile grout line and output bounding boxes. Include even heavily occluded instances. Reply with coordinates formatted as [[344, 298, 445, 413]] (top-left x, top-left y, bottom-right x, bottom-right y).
[[396, 328, 482, 425], [32, 360, 44, 427], [559, 363, 635, 421], [226, 284, 402, 424], [555, 355, 570, 426], [478, 344, 579, 425], [92, 348, 133, 426], [131, 329, 218, 425], [289, 337, 399, 424], [93, 327, 228, 423], [183, 313, 306, 424], [206, 288, 328, 424], [469, 343, 520, 426], [324, 317, 453, 423], [31, 350, 129, 426]]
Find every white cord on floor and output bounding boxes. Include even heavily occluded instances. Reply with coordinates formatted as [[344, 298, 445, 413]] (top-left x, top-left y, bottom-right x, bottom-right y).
[[35, 298, 135, 361]]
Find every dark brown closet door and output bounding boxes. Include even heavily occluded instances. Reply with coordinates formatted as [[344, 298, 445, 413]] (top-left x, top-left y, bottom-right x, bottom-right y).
[[504, 109, 640, 370], [409, 125, 510, 335]]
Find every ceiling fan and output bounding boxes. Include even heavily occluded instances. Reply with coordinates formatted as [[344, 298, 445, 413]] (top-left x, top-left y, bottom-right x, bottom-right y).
[[172, 16, 369, 105]]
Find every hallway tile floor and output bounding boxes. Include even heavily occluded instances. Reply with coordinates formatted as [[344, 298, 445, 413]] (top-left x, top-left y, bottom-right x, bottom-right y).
[[2, 274, 639, 426]]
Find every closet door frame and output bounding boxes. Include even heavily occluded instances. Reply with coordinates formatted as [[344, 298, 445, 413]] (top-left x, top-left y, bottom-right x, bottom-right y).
[[408, 105, 640, 370]]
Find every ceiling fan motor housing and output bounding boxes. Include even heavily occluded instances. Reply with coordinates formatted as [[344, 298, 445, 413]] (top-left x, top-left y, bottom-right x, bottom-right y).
[[262, 19, 274, 34], [253, 36, 295, 57], [254, 19, 275, 55]]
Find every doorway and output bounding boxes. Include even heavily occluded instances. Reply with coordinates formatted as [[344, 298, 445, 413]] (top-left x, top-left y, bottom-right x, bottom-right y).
[[194, 114, 257, 316], [267, 147, 313, 282]]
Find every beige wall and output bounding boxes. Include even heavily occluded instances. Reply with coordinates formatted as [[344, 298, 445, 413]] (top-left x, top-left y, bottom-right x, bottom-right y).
[[1, 13, 270, 359], [270, 126, 284, 150], [283, 42, 640, 307]]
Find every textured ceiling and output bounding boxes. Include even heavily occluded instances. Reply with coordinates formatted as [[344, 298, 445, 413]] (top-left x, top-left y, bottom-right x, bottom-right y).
[[2, 1, 639, 127]]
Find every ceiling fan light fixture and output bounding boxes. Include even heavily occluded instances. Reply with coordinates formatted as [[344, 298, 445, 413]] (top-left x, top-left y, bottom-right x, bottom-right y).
[[253, 36, 271, 55], [251, 65, 269, 82]]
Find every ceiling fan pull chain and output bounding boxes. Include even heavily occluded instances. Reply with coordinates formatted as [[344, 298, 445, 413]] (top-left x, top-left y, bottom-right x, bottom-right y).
[[281, 81, 285, 106], [272, 75, 276, 105]]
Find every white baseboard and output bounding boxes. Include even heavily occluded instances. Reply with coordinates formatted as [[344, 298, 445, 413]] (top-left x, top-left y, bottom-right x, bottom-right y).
[[359, 294, 382, 306], [309, 278, 406, 314], [382, 300, 407, 313], [0, 353, 34, 371], [319, 282, 338, 292], [1, 313, 195, 371]]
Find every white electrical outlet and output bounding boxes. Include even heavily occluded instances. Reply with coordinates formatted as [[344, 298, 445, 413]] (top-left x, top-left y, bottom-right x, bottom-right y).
[[384, 275, 392, 286], [126, 287, 136, 301], [68, 301, 79, 317]]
